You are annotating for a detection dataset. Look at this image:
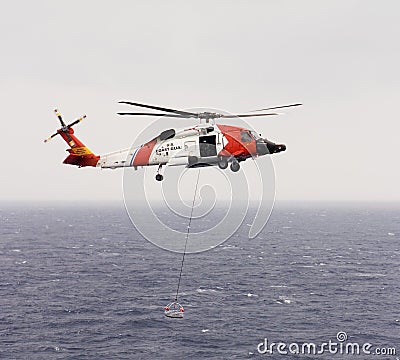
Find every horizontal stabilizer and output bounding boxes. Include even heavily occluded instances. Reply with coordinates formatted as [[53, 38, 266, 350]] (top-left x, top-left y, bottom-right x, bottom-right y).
[[63, 154, 99, 167]]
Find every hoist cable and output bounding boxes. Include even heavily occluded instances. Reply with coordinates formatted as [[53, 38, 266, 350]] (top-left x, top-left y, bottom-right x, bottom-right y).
[[175, 169, 201, 302]]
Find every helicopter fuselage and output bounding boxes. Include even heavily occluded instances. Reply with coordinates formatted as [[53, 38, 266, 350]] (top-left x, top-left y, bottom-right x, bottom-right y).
[[48, 102, 297, 181], [96, 123, 286, 176]]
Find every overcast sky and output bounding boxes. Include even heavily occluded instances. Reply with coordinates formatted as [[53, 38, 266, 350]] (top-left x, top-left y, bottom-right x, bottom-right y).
[[1, 0, 399, 203]]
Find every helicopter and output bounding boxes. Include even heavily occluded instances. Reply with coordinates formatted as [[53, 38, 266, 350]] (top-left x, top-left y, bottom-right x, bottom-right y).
[[44, 101, 301, 181]]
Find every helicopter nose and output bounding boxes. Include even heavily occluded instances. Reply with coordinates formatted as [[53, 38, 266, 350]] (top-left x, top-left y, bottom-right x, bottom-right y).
[[263, 139, 286, 154], [276, 144, 286, 152]]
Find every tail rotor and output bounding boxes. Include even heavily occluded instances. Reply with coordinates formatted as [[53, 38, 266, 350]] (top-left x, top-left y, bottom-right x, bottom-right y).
[[44, 109, 86, 143]]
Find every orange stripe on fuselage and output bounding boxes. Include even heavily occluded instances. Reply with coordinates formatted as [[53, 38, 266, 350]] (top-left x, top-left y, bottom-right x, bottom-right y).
[[133, 138, 157, 166]]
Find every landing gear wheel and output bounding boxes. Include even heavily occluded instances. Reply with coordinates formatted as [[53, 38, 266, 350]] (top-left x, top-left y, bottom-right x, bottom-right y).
[[155, 174, 164, 181], [230, 161, 240, 172], [218, 157, 228, 169]]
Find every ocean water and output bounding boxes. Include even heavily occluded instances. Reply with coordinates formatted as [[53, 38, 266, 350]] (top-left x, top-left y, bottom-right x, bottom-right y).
[[0, 203, 399, 359]]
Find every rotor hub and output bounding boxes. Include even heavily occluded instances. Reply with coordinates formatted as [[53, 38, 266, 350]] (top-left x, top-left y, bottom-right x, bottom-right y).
[[198, 112, 221, 120]]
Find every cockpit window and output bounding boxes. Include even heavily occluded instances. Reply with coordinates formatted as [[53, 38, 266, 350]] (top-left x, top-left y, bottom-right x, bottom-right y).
[[250, 131, 261, 139], [240, 131, 253, 142]]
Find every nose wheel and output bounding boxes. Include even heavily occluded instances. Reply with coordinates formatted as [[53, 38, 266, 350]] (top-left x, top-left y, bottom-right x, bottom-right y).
[[155, 164, 164, 181], [230, 160, 240, 172], [218, 157, 240, 172], [218, 157, 228, 169]]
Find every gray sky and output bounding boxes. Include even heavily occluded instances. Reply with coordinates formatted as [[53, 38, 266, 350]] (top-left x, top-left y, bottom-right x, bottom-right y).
[[1, 0, 399, 203]]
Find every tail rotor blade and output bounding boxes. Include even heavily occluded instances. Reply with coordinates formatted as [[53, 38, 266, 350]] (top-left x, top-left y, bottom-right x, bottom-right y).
[[44, 132, 59, 143], [54, 109, 66, 127], [45, 112, 86, 143], [67, 115, 86, 128]]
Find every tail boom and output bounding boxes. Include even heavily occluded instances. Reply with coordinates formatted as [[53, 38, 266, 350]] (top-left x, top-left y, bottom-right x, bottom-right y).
[[59, 128, 100, 167]]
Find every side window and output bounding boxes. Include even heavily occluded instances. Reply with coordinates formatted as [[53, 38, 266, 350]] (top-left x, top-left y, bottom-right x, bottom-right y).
[[159, 129, 175, 141], [240, 131, 253, 142]]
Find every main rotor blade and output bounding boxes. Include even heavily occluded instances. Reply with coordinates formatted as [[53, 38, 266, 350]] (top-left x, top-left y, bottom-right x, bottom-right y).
[[117, 112, 190, 118], [118, 101, 197, 117], [221, 113, 278, 118], [250, 103, 302, 112]]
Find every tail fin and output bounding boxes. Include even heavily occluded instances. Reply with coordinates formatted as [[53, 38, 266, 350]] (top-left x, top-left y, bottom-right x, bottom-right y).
[[61, 127, 100, 167], [45, 109, 100, 167]]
